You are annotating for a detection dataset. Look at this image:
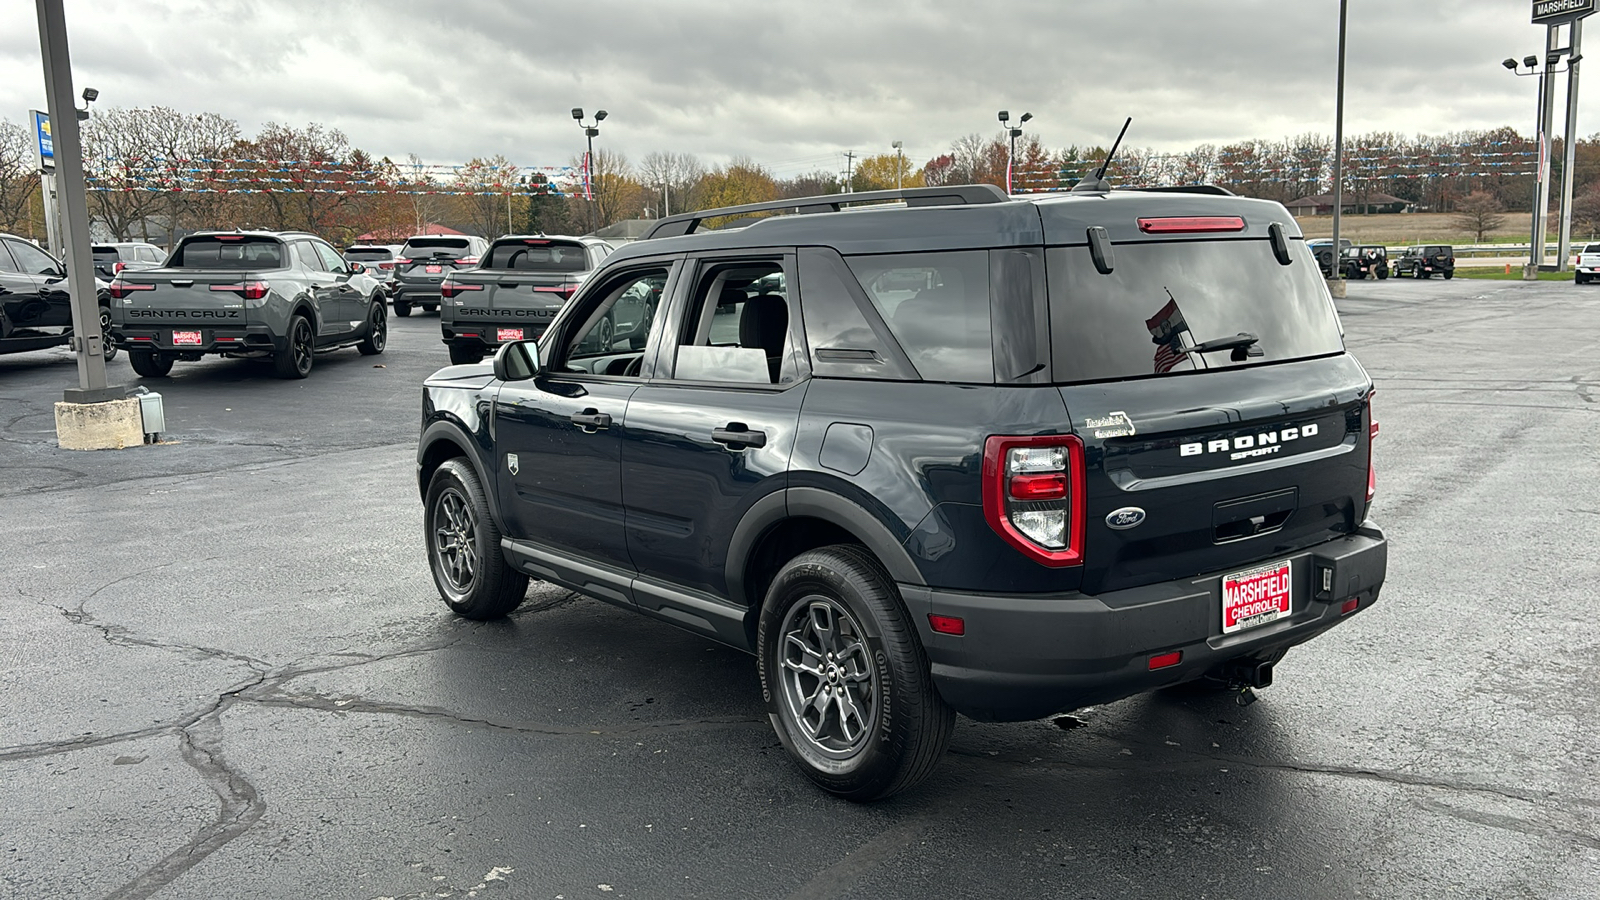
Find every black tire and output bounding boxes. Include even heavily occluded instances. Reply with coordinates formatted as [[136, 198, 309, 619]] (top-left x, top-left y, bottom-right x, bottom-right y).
[[757, 544, 955, 802], [1414, 267, 1426, 280], [393, 298, 412, 317], [1442, 270, 1453, 280], [425, 459, 528, 620], [1579, 273, 1590, 285], [97, 304, 118, 362], [273, 314, 314, 379], [448, 343, 484, 366], [1377, 266, 1388, 280], [422, 302, 438, 313], [357, 302, 387, 356], [128, 349, 172, 378]]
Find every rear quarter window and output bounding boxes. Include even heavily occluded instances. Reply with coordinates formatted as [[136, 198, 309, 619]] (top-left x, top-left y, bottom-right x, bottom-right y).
[[1046, 239, 1344, 383], [846, 250, 993, 383]]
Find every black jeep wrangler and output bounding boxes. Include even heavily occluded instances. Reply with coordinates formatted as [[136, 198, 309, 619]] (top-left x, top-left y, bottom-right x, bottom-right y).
[[416, 184, 1386, 801], [1342, 245, 1389, 280], [1392, 245, 1454, 279]]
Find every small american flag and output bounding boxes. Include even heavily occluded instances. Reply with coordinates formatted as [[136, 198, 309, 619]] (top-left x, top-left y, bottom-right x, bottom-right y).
[[1145, 294, 1192, 374], [1153, 339, 1185, 373]]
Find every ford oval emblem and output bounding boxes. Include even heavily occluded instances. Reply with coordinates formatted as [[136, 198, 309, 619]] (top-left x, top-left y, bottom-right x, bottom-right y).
[[1106, 507, 1146, 530]]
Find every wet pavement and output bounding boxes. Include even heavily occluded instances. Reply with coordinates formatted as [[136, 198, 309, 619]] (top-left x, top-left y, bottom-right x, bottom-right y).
[[2, 283, 1598, 899]]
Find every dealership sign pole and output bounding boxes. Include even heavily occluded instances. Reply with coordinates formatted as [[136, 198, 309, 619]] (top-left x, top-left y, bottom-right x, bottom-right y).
[[35, 0, 112, 400], [28, 109, 62, 259], [1532, 0, 1593, 271]]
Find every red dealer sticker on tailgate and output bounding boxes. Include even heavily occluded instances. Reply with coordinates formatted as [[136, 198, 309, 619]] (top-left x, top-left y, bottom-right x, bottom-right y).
[[1221, 559, 1292, 634], [496, 327, 523, 342], [172, 331, 202, 346]]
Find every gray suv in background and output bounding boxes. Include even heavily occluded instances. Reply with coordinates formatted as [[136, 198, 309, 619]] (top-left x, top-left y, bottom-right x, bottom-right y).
[[91, 242, 167, 280], [391, 235, 489, 317], [343, 245, 402, 289]]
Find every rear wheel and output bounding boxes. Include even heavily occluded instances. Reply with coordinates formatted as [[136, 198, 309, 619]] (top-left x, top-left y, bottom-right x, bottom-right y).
[[1442, 270, 1453, 280], [129, 349, 172, 378], [273, 314, 314, 379], [97, 305, 118, 361], [757, 545, 955, 802], [393, 298, 412, 317], [1377, 265, 1388, 280], [1579, 273, 1590, 285], [422, 302, 438, 313], [425, 459, 528, 620], [448, 343, 484, 366], [357, 302, 387, 356]]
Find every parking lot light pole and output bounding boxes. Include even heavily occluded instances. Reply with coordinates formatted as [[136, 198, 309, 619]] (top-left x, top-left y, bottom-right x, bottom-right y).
[[892, 141, 904, 190], [1329, 0, 1347, 294], [998, 110, 1032, 194], [1506, 44, 1568, 278], [35, 0, 112, 402], [571, 108, 605, 234]]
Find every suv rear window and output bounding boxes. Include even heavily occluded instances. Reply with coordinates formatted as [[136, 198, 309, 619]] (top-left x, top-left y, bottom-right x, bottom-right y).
[[169, 236, 285, 269], [92, 246, 122, 261], [402, 238, 470, 259], [344, 248, 394, 261], [1046, 239, 1344, 383], [484, 239, 588, 272]]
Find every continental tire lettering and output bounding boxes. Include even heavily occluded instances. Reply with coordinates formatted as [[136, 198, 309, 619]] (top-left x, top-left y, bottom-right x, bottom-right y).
[[874, 647, 892, 743]]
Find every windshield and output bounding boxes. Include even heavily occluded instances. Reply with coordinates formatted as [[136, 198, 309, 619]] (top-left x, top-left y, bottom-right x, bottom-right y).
[[169, 236, 285, 269], [484, 239, 589, 272], [402, 238, 470, 259], [1047, 239, 1344, 382]]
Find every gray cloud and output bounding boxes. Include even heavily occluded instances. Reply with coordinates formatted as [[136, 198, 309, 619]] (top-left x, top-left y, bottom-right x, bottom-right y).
[[0, 0, 1581, 175]]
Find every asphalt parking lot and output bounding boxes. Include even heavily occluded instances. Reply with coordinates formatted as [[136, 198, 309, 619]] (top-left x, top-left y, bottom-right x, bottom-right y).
[[3, 282, 1599, 900]]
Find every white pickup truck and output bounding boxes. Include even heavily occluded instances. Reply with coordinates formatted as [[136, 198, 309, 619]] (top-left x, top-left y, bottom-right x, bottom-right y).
[[1576, 243, 1600, 284]]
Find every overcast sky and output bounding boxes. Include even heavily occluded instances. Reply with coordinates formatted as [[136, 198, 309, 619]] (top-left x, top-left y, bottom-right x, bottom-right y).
[[0, 0, 1586, 177]]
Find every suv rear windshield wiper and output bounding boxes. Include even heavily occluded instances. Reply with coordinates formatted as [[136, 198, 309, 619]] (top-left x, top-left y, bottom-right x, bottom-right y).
[[1184, 332, 1262, 357]]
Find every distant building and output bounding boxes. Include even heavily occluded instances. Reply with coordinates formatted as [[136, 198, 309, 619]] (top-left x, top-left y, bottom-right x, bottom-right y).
[[1286, 192, 1410, 216], [357, 222, 469, 243]]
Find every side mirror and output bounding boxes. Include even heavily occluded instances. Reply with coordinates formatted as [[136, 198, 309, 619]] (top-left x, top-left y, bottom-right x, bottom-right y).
[[348, 262, 365, 275], [492, 340, 541, 381]]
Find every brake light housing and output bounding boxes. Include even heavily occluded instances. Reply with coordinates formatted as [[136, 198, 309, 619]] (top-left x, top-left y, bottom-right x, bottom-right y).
[[441, 281, 483, 299], [108, 280, 154, 299], [209, 281, 270, 300], [1137, 216, 1246, 234], [457, 256, 479, 266], [982, 435, 1086, 567], [1366, 390, 1378, 503]]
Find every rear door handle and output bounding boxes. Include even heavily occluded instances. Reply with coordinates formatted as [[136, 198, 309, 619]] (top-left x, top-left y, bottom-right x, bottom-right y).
[[712, 425, 767, 450], [571, 409, 612, 432]]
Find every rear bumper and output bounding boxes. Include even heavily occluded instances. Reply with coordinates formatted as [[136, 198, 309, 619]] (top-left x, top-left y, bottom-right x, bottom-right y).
[[900, 524, 1387, 722], [442, 320, 550, 348], [113, 324, 281, 354], [392, 284, 442, 303]]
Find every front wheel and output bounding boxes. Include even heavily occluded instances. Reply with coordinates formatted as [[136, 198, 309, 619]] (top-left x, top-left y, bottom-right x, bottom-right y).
[[757, 545, 954, 802], [129, 349, 173, 378], [448, 343, 484, 366], [425, 459, 528, 619], [357, 302, 387, 356], [273, 314, 314, 379]]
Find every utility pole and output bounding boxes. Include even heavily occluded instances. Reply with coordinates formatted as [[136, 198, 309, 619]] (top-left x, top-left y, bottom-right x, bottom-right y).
[[1329, 0, 1348, 293], [892, 141, 904, 190], [843, 151, 855, 193]]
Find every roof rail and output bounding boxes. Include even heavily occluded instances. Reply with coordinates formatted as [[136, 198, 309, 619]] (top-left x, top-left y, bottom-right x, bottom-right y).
[[642, 184, 1009, 240], [1120, 184, 1235, 196]]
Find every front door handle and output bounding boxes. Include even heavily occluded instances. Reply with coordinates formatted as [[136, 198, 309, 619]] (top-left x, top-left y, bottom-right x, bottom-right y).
[[571, 409, 612, 432], [712, 424, 767, 450]]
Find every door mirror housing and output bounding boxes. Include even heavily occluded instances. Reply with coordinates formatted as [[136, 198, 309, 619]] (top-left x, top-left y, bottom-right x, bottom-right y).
[[348, 262, 365, 276], [493, 340, 541, 381]]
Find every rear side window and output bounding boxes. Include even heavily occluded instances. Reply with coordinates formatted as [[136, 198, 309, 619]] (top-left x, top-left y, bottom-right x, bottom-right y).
[[846, 251, 993, 383], [402, 238, 470, 259], [484, 239, 589, 272], [1047, 239, 1344, 383], [171, 236, 285, 269]]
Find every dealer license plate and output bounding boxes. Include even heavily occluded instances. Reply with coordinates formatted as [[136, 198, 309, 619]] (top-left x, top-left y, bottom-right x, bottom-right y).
[[1221, 559, 1292, 634], [496, 327, 523, 342], [426, 265, 443, 274], [172, 331, 202, 346]]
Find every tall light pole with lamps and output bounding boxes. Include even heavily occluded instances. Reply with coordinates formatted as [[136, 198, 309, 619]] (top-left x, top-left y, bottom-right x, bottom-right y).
[[998, 110, 1032, 194], [571, 107, 606, 233], [1504, 49, 1571, 277]]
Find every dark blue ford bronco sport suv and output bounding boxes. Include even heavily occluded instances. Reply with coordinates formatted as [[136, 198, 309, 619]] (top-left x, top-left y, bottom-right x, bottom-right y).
[[416, 183, 1386, 801]]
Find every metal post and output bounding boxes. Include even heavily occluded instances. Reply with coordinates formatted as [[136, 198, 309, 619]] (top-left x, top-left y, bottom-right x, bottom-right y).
[[1536, 25, 1560, 269], [661, 182, 669, 218], [1559, 19, 1584, 271], [584, 132, 594, 233], [39, 170, 60, 255], [36, 0, 111, 400], [1330, 0, 1347, 286]]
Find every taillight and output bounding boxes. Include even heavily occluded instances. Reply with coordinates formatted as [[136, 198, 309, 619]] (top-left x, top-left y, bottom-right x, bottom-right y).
[[378, 262, 395, 270], [441, 281, 483, 299], [113, 261, 126, 274], [397, 258, 415, 265], [1137, 216, 1246, 234], [457, 256, 479, 266], [1366, 391, 1378, 503], [108, 280, 154, 299], [209, 281, 270, 300], [533, 285, 577, 299], [982, 435, 1085, 567]]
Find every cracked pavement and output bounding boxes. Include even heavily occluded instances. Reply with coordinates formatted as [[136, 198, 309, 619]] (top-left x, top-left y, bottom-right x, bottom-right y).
[[2, 288, 1598, 898]]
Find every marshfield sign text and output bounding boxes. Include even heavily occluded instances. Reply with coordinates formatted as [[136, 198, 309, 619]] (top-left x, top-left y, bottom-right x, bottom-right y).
[[1533, 0, 1595, 24]]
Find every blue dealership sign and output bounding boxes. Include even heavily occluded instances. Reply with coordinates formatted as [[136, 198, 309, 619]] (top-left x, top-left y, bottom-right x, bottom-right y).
[[31, 109, 53, 169]]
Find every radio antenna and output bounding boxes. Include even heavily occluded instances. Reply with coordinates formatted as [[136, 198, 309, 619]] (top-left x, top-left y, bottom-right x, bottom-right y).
[[1073, 117, 1133, 193]]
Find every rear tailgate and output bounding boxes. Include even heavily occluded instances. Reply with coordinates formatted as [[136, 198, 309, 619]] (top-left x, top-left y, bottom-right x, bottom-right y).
[[397, 239, 476, 288], [442, 238, 589, 340], [1038, 201, 1372, 597], [110, 269, 271, 349]]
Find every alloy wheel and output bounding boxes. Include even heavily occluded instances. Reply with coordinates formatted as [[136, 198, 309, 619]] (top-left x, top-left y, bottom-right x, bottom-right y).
[[431, 487, 477, 595], [778, 596, 880, 758]]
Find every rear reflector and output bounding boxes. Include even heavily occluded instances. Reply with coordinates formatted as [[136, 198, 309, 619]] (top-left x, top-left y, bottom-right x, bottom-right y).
[[1341, 598, 1360, 615], [927, 614, 965, 636], [1137, 216, 1246, 234], [1148, 651, 1182, 670]]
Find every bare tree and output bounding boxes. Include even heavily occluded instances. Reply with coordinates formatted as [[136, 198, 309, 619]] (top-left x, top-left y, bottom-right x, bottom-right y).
[[1451, 190, 1506, 243], [0, 120, 39, 237], [638, 151, 704, 217], [453, 155, 518, 239]]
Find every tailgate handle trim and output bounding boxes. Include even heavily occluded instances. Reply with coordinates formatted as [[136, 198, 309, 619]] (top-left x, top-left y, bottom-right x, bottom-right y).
[[1108, 436, 1356, 491]]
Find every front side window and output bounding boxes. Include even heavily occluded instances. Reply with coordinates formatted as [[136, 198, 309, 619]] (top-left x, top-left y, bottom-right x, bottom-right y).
[[846, 250, 992, 383], [557, 268, 669, 376], [671, 261, 796, 385], [313, 241, 347, 274], [293, 242, 325, 272]]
